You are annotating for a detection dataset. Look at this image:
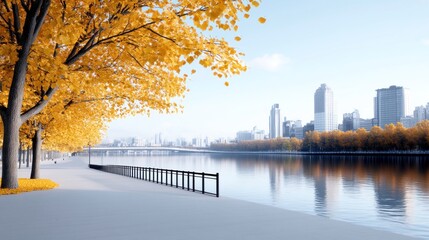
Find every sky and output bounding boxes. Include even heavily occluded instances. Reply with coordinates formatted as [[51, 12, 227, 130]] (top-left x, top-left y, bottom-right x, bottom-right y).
[[106, 0, 429, 142]]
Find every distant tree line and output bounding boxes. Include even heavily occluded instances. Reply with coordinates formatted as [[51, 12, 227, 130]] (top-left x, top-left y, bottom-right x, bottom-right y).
[[211, 138, 302, 152], [302, 121, 429, 152], [210, 120, 429, 152]]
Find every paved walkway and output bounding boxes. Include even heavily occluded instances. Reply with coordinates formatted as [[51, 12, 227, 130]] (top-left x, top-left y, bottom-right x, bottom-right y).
[[0, 157, 420, 240]]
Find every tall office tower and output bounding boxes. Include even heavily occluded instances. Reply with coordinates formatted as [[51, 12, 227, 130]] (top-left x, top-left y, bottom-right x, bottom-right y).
[[269, 104, 281, 138], [375, 85, 409, 128], [314, 84, 337, 131]]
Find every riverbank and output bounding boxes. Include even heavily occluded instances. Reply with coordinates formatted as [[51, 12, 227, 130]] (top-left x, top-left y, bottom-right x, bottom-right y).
[[203, 149, 429, 156], [0, 157, 420, 240]]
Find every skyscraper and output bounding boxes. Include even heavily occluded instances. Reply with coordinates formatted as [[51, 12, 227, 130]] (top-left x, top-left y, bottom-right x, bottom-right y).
[[375, 85, 409, 128], [314, 84, 337, 131], [269, 104, 281, 138]]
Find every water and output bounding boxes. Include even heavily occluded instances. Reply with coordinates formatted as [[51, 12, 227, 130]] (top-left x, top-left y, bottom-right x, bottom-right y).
[[90, 153, 429, 239]]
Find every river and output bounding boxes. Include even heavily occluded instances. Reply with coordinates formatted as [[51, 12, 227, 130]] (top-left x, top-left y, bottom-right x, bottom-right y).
[[90, 153, 429, 239]]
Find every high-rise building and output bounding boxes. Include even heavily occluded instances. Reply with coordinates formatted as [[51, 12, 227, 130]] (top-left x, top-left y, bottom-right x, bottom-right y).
[[375, 85, 410, 128], [314, 84, 337, 132], [282, 119, 303, 138], [303, 121, 315, 135], [414, 106, 427, 123], [360, 118, 376, 131], [269, 104, 281, 138], [342, 110, 360, 131], [400, 116, 416, 128], [236, 131, 252, 142], [251, 126, 265, 140]]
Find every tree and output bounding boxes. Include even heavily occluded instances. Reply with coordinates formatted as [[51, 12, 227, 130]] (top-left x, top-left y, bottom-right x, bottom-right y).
[[0, 0, 262, 188]]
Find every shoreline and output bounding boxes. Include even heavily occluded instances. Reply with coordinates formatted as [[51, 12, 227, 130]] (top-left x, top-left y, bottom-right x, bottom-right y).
[[198, 150, 429, 156]]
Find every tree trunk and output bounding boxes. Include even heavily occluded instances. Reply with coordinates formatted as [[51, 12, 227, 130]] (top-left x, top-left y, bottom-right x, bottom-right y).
[[18, 143, 22, 169], [0, 0, 52, 189], [26, 148, 30, 168], [1, 112, 23, 188], [30, 125, 42, 179]]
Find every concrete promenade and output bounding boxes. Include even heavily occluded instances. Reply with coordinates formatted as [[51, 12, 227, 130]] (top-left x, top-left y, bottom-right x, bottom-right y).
[[0, 157, 420, 240]]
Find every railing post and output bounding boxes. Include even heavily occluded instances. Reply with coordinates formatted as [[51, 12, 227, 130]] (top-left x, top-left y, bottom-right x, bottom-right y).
[[192, 172, 195, 192], [182, 171, 184, 189], [187, 172, 190, 190], [216, 173, 219, 198], [202, 172, 205, 194], [161, 169, 163, 184], [156, 168, 159, 183], [170, 170, 173, 187], [176, 170, 178, 188]]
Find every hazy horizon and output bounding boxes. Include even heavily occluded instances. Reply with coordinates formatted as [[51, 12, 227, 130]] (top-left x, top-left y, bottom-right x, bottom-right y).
[[106, 0, 429, 142]]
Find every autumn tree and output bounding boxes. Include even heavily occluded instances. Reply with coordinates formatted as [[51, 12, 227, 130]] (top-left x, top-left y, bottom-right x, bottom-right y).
[[0, 0, 262, 188]]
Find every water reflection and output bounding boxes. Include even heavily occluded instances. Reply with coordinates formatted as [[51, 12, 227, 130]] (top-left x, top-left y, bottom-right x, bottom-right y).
[[210, 154, 429, 238], [93, 153, 429, 238]]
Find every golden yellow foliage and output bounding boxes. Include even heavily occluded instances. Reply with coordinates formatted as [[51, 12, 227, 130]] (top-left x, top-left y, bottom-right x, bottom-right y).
[[0, 179, 58, 195], [1, 0, 262, 119], [0, 1, 262, 188]]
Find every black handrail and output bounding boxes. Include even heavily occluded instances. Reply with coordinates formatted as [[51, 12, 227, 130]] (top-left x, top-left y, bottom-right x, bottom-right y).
[[89, 164, 219, 197]]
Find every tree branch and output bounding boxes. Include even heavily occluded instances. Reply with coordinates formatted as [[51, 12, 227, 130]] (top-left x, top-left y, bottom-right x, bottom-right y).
[[64, 29, 100, 65], [144, 26, 176, 44], [20, 0, 30, 13], [21, 86, 58, 123], [1, 0, 11, 12], [32, 0, 50, 44], [11, 3, 22, 41], [0, 105, 6, 121]]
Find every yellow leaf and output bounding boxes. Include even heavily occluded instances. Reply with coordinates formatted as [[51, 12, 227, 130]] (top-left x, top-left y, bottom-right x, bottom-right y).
[[258, 17, 266, 24], [234, 36, 241, 41]]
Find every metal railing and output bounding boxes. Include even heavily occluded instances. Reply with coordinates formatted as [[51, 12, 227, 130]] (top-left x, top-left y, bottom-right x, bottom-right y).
[[89, 164, 219, 197]]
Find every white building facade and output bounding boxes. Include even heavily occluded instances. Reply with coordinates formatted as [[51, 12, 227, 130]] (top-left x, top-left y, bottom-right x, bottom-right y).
[[314, 84, 337, 132], [269, 104, 281, 138]]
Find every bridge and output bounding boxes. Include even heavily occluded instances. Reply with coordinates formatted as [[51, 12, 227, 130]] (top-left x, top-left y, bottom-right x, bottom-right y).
[[82, 146, 219, 155]]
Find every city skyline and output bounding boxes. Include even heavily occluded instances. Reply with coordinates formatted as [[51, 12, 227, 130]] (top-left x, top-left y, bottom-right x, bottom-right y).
[[106, 83, 429, 143], [106, 1, 429, 141]]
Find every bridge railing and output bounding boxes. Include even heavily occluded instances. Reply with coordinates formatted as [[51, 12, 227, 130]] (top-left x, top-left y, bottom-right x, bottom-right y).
[[89, 164, 219, 197]]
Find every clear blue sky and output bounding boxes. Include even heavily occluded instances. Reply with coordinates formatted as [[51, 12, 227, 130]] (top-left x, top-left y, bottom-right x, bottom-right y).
[[106, 0, 429, 142]]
